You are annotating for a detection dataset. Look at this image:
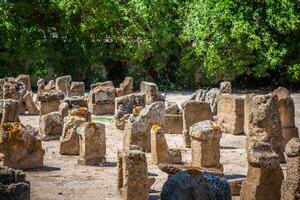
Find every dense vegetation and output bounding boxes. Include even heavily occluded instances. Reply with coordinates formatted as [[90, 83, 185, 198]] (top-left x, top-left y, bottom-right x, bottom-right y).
[[1, 0, 300, 89]]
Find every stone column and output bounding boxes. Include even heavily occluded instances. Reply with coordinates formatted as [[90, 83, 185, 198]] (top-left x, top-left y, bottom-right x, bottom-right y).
[[190, 120, 223, 171], [77, 122, 106, 165], [281, 137, 300, 200], [182, 100, 213, 147], [240, 143, 283, 200], [1, 99, 20, 124]]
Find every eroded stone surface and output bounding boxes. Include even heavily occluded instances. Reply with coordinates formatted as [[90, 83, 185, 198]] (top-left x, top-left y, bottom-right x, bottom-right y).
[[55, 75, 72, 97], [39, 112, 63, 141], [70, 82, 85, 97]]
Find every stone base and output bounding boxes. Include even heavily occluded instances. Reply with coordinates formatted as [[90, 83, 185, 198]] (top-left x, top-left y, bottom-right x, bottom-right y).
[[40, 100, 61, 115], [59, 132, 80, 155], [89, 103, 114, 115], [165, 114, 183, 134]]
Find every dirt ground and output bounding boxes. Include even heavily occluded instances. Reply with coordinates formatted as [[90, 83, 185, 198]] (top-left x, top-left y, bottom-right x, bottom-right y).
[[19, 92, 300, 200]]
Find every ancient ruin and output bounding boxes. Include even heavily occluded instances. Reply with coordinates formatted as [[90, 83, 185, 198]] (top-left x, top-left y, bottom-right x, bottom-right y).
[[116, 76, 133, 97], [281, 137, 300, 200], [240, 143, 283, 200], [36, 90, 64, 115], [151, 125, 182, 165], [164, 102, 183, 134], [140, 81, 164, 105], [182, 100, 213, 147], [39, 111, 63, 141], [78, 122, 106, 165], [217, 93, 244, 135], [69, 81, 85, 97], [190, 120, 223, 171], [55, 75, 72, 97]]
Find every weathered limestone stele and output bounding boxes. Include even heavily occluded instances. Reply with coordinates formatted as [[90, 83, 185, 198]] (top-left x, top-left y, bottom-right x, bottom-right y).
[[0, 166, 30, 200], [39, 111, 63, 141], [70, 81, 85, 97], [117, 147, 154, 200], [182, 100, 213, 147], [16, 74, 31, 92], [123, 101, 165, 151], [59, 102, 69, 119], [220, 81, 232, 93], [88, 81, 116, 115], [59, 107, 90, 155], [190, 120, 223, 171], [240, 143, 283, 200], [1, 99, 20, 124], [247, 94, 286, 163], [37, 79, 45, 93], [45, 80, 55, 91], [151, 125, 182, 165], [205, 88, 220, 115], [140, 81, 164, 105], [0, 122, 45, 170], [114, 93, 146, 130], [116, 77, 133, 97], [281, 137, 300, 200], [23, 91, 39, 115], [77, 122, 106, 165], [36, 90, 65, 115], [55, 75, 72, 97], [273, 87, 299, 146], [164, 102, 183, 134], [217, 94, 244, 135], [2, 79, 25, 101]]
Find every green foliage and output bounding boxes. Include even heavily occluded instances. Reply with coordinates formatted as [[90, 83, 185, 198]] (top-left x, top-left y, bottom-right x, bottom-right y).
[[1, 0, 300, 89]]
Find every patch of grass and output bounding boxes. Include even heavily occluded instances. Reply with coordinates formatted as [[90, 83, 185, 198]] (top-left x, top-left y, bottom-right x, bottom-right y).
[[92, 115, 114, 122]]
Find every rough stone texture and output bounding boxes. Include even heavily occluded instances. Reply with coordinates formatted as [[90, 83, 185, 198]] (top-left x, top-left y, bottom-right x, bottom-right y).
[[161, 171, 231, 200], [0, 122, 45, 170], [78, 122, 106, 165], [88, 82, 116, 115], [165, 102, 181, 115], [39, 112, 63, 141], [189, 89, 207, 102], [151, 125, 182, 165], [117, 148, 153, 200], [228, 178, 245, 196], [116, 77, 133, 97], [182, 100, 213, 147], [70, 82, 85, 97], [244, 94, 255, 136], [23, 91, 39, 115], [281, 137, 300, 200], [114, 93, 146, 130], [37, 79, 45, 93], [37, 90, 65, 115], [165, 113, 183, 134], [140, 81, 162, 105], [59, 102, 69, 119], [90, 81, 113, 90], [2, 79, 25, 101], [70, 107, 91, 122], [247, 94, 286, 163], [205, 88, 220, 115], [44, 80, 55, 91], [16, 74, 31, 92], [55, 75, 72, 97], [240, 143, 283, 200], [123, 101, 165, 151], [273, 87, 299, 147], [190, 120, 223, 171], [63, 96, 88, 109], [0, 166, 30, 200], [219, 81, 232, 93], [217, 94, 244, 135], [1, 99, 20, 124]]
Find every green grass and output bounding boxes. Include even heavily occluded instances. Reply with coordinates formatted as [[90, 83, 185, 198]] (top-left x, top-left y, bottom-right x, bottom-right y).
[[92, 115, 114, 122]]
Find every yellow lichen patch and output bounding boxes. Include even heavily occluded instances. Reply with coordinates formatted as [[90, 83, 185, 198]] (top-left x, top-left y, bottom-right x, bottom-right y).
[[132, 107, 141, 116], [211, 123, 221, 132], [151, 124, 161, 133]]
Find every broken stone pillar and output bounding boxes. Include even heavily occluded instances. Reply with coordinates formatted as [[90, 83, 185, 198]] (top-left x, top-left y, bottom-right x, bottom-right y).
[[190, 120, 223, 171], [116, 77, 133, 97], [151, 125, 182, 165], [37, 79, 45, 93], [1, 99, 20, 124], [281, 137, 300, 200], [220, 81, 232, 93], [244, 93, 255, 135], [36, 90, 65, 115], [0, 166, 30, 200], [45, 80, 55, 91], [59, 102, 69, 118], [0, 122, 45, 169], [164, 102, 183, 134], [123, 101, 165, 151], [70, 82, 85, 97], [23, 91, 39, 115], [16, 74, 31, 92], [240, 143, 283, 200], [117, 147, 154, 200], [115, 93, 146, 130], [182, 100, 213, 148], [39, 112, 63, 141], [217, 94, 244, 135], [3, 79, 25, 101], [247, 94, 286, 163], [77, 122, 106, 165], [140, 81, 164, 105], [273, 87, 299, 147], [205, 88, 220, 115], [88, 81, 116, 115], [55, 75, 72, 97], [59, 108, 90, 155]]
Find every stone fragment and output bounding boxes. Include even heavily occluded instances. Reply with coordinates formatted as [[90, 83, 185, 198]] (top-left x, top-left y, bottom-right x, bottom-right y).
[[281, 137, 300, 200], [0, 122, 45, 169], [243, 94, 255, 135], [114, 93, 146, 130], [36, 90, 64, 115], [3, 79, 25, 101], [151, 125, 182, 165], [220, 81, 232, 93], [273, 87, 299, 146], [165, 102, 181, 115], [0, 166, 30, 200], [1, 99, 20, 124], [116, 77, 133, 97], [23, 91, 39, 115], [59, 102, 69, 118], [70, 107, 91, 122], [63, 96, 88, 109], [78, 122, 106, 165], [182, 100, 213, 147], [228, 178, 245, 196], [123, 101, 165, 151], [190, 120, 223, 171], [16, 74, 31, 92], [140, 81, 163, 105], [240, 143, 283, 200], [90, 81, 113, 90], [205, 88, 220, 115], [217, 94, 244, 135], [55, 75, 72, 96], [44, 80, 55, 91], [39, 112, 63, 141], [70, 82, 85, 97], [37, 79, 45, 92], [117, 147, 153, 200]]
